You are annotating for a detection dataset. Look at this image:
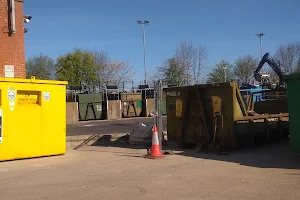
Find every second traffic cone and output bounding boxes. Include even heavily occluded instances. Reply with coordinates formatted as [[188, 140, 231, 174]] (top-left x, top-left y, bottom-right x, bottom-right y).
[[145, 124, 164, 159]]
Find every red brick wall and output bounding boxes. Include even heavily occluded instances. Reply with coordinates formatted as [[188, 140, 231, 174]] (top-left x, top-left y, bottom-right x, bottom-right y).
[[0, 0, 25, 78]]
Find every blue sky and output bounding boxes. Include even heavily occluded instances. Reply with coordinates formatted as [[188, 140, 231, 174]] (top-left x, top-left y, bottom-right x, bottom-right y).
[[24, 0, 300, 84]]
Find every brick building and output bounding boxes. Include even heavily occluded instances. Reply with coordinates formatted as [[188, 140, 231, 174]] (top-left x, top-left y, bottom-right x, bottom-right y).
[[0, 0, 26, 78]]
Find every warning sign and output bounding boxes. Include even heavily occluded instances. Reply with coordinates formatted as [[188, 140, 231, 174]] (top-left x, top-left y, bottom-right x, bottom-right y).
[[4, 65, 14, 78], [96, 104, 102, 112], [0, 109, 3, 144], [43, 92, 50, 101], [8, 89, 16, 101]]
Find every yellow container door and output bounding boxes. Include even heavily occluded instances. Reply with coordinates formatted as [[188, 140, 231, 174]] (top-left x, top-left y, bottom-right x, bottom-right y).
[[14, 90, 42, 159]]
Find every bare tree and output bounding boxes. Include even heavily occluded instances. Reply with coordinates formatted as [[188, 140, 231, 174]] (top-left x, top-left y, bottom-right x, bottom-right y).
[[294, 58, 300, 73], [146, 70, 161, 87], [192, 45, 208, 84], [174, 41, 195, 85], [158, 41, 207, 85], [94, 50, 135, 87], [274, 42, 300, 74]]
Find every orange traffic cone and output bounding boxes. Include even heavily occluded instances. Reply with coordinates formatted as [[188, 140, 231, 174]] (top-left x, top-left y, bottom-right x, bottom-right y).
[[145, 124, 165, 159]]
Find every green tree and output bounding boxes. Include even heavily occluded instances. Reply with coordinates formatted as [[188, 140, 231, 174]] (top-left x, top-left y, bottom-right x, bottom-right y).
[[55, 48, 99, 89], [207, 60, 234, 83], [234, 55, 258, 84], [157, 57, 185, 86], [26, 53, 55, 80]]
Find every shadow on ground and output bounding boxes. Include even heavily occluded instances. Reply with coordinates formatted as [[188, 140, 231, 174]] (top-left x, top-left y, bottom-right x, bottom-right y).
[[176, 140, 300, 170], [74, 134, 175, 156], [91, 135, 149, 150], [74, 134, 300, 170]]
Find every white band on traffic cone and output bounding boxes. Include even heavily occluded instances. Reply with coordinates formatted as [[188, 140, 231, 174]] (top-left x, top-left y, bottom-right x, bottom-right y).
[[152, 131, 159, 145]]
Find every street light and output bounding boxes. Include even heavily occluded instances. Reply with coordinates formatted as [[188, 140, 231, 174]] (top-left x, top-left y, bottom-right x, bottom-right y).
[[137, 20, 151, 85], [256, 33, 266, 59], [223, 66, 227, 82]]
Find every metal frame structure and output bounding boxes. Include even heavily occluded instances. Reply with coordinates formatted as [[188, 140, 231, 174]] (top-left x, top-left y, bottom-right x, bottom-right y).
[[104, 85, 120, 101], [153, 80, 166, 150]]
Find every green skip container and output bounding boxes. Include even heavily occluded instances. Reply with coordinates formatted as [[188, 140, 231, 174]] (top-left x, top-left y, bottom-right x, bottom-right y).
[[78, 93, 103, 121], [285, 74, 300, 152]]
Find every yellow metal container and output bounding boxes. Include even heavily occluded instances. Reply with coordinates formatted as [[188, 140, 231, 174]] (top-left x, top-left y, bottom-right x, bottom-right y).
[[120, 92, 142, 101], [164, 82, 289, 149], [0, 77, 68, 161]]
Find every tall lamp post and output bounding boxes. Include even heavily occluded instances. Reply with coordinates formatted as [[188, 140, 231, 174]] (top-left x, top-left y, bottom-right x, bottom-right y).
[[137, 20, 151, 85], [256, 33, 266, 59], [223, 66, 227, 82]]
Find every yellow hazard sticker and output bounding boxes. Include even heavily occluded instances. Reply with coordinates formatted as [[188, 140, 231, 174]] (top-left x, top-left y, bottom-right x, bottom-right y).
[[176, 99, 183, 117]]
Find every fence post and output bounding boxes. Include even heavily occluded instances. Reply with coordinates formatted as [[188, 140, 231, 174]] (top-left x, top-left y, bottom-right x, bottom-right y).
[[154, 80, 163, 150]]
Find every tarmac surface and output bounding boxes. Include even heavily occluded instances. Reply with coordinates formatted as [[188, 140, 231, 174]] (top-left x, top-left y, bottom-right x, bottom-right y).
[[67, 117, 167, 136], [0, 140, 300, 200]]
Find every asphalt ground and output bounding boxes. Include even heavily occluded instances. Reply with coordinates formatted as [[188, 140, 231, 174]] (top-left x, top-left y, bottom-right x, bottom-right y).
[[67, 117, 167, 136], [0, 140, 299, 200]]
